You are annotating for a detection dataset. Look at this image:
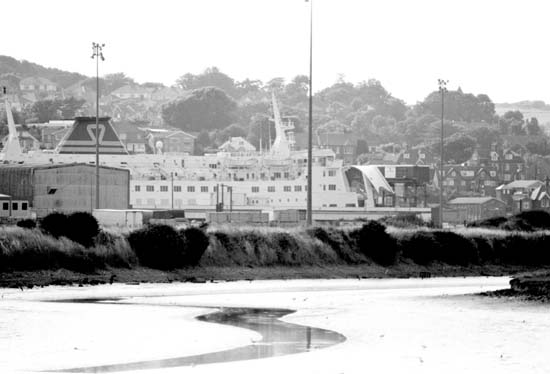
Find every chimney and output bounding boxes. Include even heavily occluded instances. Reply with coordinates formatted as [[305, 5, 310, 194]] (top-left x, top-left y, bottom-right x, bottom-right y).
[[546, 176, 550, 191]]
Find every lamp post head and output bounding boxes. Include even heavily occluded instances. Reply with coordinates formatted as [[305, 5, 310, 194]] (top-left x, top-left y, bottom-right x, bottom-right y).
[[438, 79, 449, 93]]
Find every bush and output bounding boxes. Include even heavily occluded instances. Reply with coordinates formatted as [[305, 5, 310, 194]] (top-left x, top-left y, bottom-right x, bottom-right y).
[[65, 212, 100, 247], [127, 224, 186, 270], [179, 227, 210, 266], [514, 210, 550, 230], [400, 231, 439, 265], [307, 227, 364, 264], [16, 219, 36, 229], [468, 216, 508, 228], [400, 230, 478, 265], [357, 221, 397, 266], [39, 212, 69, 238]]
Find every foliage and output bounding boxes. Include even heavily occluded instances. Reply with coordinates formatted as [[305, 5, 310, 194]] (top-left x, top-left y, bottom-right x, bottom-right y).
[[176, 67, 237, 98], [127, 224, 186, 269], [39, 212, 69, 239], [418, 89, 495, 123], [379, 214, 426, 228], [16, 219, 36, 229], [31, 97, 85, 122], [162, 87, 238, 132], [357, 221, 397, 265], [179, 227, 210, 266], [65, 212, 100, 247]]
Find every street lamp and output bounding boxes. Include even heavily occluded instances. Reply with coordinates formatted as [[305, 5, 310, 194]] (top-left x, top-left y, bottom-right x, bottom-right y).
[[306, 0, 313, 226], [438, 79, 448, 228], [91, 42, 105, 210]]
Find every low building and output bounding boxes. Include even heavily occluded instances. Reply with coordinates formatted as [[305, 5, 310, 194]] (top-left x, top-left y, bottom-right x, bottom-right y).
[[434, 165, 500, 198], [144, 128, 195, 154], [0, 163, 130, 217], [111, 85, 155, 100], [496, 180, 550, 213], [113, 122, 147, 154], [446, 197, 507, 223]]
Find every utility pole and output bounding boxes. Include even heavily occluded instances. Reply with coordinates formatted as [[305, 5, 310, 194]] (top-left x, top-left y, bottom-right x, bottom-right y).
[[91, 42, 105, 210], [438, 79, 448, 228], [306, 0, 313, 226]]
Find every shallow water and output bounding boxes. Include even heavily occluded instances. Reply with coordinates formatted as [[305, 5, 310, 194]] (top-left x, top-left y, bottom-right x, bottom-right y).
[[1, 277, 549, 374]]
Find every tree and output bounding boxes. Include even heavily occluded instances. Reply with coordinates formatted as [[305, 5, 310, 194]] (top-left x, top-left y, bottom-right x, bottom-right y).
[[440, 133, 477, 164], [161, 87, 238, 132], [418, 89, 495, 123], [30, 98, 85, 122], [102, 72, 136, 94], [176, 67, 237, 98], [247, 113, 274, 150], [526, 117, 542, 136], [217, 123, 247, 144]]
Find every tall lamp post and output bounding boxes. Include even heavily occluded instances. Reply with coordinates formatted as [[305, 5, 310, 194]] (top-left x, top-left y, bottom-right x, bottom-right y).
[[438, 79, 448, 228], [91, 42, 105, 210], [306, 0, 313, 226]]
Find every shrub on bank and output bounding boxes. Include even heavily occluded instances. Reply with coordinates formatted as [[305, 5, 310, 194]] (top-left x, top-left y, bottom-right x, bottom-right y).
[[65, 212, 100, 247], [39, 212, 68, 238], [357, 221, 397, 266], [127, 224, 185, 270], [0, 226, 135, 272], [307, 226, 365, 264], [16, 219, 36, 229], [179, 227, 210, 266]]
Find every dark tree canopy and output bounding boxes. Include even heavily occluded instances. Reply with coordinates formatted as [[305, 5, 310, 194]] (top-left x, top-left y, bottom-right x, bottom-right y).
[[161, 87, 238, 132], [418, 89, 495, 123], [176, 67, 237, 98]]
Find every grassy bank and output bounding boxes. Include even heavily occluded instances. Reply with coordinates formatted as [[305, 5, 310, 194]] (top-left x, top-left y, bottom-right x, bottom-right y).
[[3, 213, 550, 288]]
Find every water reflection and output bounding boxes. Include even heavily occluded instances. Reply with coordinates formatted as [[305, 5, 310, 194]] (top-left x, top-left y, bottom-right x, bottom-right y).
[[52, 303, 346, 373]]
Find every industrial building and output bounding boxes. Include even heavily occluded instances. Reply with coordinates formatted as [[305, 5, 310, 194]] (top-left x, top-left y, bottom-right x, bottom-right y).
[[0, 163, 130, 217]]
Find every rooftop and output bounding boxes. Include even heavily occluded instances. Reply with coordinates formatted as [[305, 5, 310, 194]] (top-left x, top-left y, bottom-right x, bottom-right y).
[[447, 197, 502, 205]]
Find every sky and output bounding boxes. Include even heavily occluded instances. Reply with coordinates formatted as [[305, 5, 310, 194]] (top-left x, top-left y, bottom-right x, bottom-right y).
[[3, 0, 550, 104]]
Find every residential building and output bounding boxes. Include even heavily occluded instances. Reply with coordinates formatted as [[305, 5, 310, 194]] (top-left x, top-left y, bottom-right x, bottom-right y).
[[496, 180, 550, 213], [111, 85, 155, 100], [143, 128, 196, 154], [19, 77, 57, 93], [435, 165, 500, 198], [397, 146, 436, 165]]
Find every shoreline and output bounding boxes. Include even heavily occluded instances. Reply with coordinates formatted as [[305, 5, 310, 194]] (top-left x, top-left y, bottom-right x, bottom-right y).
[[0, 263, 543, 290]]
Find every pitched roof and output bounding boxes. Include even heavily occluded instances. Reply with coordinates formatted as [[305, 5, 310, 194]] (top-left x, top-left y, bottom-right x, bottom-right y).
[[448, 197, 502, 205], [501, 180, 544, 190]]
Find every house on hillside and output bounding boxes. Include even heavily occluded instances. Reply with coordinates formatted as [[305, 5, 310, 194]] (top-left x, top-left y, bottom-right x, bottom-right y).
[[19, 77, 57, 93], [496, 179, 550, 213], [397, 146, 436, 165], [111, 85, 155, 100], [151, 87, 186, 102], [434, 165, 500, 198], [295, 132, 361, 164], [219, 137, 256, 153], [143, 128, 196, 154]]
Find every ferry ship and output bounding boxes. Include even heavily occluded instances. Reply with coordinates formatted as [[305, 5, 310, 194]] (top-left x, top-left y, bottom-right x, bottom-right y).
[[2, 92, 428, 216]]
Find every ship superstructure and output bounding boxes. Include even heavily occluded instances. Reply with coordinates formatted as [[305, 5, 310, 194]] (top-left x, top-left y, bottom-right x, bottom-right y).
[[1, 92, 396, 212]]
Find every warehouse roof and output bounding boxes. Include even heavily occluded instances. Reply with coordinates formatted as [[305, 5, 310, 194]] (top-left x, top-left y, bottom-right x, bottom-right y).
[[447, 197, 504, 205]]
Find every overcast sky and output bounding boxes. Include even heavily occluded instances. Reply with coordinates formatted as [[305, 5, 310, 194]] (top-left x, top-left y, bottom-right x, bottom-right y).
[[3, 0, 549, 104]]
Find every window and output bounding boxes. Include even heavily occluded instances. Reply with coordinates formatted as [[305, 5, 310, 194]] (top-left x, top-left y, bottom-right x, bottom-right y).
[[187, 186, 195, 192], [490, 171, 497, 177], [2, 202, 8, 210], [294, 185, 302, 192], [328, 184, 336, 191], [328, 170, 336, 177], [12, 202, 18, 211], [284, 172, 289, 178], [201, 186, 208, 192], [284, 186, 291, 192], [22, 202, 28, 210], [160, 186, 168, 192], [268, 186, 275, 192], [274, 172, 281, 179], [135, 185, 141, 192], [252, 186, 259, 193], [146, 185, 154, 192], [174, 186, 182, 192]]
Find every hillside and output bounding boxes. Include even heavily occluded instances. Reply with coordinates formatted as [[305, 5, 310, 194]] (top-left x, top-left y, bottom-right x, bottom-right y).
[[0, 55, 87, 89]]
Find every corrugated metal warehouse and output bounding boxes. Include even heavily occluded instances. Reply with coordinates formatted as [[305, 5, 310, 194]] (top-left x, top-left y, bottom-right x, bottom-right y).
[[0, 163, 129, 216]]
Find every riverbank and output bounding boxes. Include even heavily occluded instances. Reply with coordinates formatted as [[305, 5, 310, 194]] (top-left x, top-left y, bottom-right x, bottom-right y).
[[1, 263, 545, 289], [481, 270, 550, 302]]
